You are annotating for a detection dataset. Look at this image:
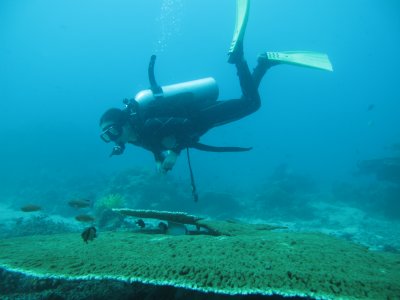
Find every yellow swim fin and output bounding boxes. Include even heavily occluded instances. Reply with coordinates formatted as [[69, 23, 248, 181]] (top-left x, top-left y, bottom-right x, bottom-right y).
[[264, 51, 333, 72], [228, 0, 250, 64]]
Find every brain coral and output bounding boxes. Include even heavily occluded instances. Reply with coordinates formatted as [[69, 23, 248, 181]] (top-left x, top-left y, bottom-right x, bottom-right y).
[[0, 229, 399, 299]]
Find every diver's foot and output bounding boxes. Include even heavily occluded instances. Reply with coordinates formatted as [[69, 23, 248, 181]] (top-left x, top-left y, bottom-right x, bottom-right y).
[[257, 52, 278, 69], [257, 52, 267, 63], [228, 41, 244, 64], [251, 53, 274, 89]]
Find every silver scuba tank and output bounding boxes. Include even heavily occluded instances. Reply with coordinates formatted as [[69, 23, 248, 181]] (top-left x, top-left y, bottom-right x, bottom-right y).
[[134, 77, 219, 111]]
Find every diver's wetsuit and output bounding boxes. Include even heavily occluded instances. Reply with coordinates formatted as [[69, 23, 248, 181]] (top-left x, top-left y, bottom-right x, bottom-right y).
[[129, 57, 268, 158], [196, 56, 266, 129]]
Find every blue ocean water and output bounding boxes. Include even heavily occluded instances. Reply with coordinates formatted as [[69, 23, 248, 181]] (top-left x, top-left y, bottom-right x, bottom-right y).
[[0, 0, 399, 219]]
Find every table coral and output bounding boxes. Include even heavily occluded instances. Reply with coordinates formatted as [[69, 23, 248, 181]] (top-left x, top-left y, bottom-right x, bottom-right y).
[[0, 228, 399, 299]]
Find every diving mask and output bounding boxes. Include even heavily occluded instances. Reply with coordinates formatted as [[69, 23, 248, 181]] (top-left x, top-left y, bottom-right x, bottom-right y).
[[100, 125, 122, 143]]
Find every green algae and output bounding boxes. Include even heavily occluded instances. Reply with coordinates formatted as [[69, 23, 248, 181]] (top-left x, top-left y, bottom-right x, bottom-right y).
[[0, 230, 399, 299]]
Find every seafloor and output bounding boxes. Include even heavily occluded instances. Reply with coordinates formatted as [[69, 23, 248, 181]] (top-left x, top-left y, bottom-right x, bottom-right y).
[[0, 166, 399, 299]]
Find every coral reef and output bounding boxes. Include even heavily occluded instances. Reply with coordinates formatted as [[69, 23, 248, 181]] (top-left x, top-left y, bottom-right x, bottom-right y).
[[1, 215, 76, 238], [0, 268, 309, 300], [0, 222, 399, 299], [102, 168, 194, 212], [113, 208, 285, 236], [252, 165, 317, 220], [113, 208, 203, 225], [94, 193, 126, 211], [0, 268, 161, 300], [195, 219, 286, 236], [347, 155, 400, 219], [357, 157, 400, 183], [332, 180, 400, 220], [100, 168, 245, 218], [195, 191, 244, 218]]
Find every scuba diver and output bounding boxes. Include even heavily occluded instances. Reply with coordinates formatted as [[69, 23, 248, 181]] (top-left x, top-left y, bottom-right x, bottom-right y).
[[100, 0, 332, 178]]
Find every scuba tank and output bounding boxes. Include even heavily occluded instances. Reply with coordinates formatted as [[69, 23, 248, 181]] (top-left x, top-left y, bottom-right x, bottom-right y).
[[135, 77, 219, 108], [134, 55, 219, 113]]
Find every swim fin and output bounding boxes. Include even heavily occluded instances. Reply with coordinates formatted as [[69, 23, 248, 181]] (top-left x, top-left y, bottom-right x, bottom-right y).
[[263, 51, 333, 72], [227, 0, 250, 64]]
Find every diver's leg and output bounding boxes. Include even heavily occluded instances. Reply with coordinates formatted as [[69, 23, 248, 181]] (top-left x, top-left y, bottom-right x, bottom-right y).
[[227, 0, 261, 108], [252, 54, 272, 90], [196, 53, 261, 128], [235, 50, 260, 110]]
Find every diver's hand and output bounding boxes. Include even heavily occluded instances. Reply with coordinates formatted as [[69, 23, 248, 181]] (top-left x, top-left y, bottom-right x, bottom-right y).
[[110, 144, 125, 157], [161, 150, 178, 173]]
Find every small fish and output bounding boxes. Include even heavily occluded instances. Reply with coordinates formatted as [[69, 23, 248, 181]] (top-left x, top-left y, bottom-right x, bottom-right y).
[[81, 226, 97, 243], [75, 214, 95, 223], [135, 219, 145, 228], [20, 204, 42, 212], [68, 199, 91, 209], [158, 222, 168, 234]]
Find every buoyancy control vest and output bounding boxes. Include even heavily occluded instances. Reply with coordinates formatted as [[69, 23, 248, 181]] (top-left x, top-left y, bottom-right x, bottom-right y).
[[126, 55, 251, 153]]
